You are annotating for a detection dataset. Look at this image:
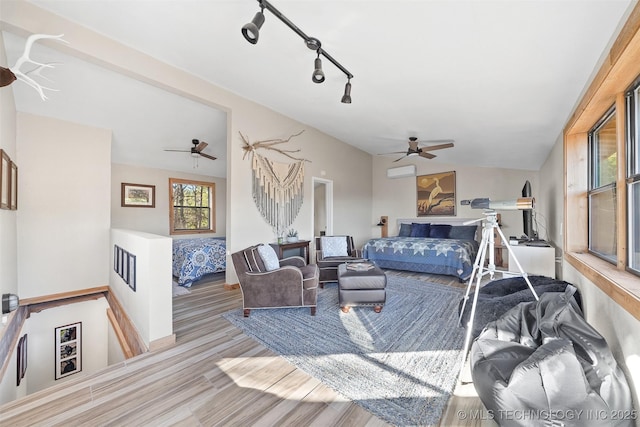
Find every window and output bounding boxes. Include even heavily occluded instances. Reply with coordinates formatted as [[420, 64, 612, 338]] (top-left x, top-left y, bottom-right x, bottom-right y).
[[169, 178, 215, 235], [627, 79, 640, 275], [588, 108, 617, 262]]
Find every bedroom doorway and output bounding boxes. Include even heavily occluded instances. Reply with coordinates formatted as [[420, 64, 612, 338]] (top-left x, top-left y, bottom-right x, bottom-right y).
[[312, 177, 333, 240]]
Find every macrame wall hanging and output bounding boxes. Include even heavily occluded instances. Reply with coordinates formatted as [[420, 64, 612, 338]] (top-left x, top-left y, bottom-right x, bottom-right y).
[[240, 131, 310, 238]]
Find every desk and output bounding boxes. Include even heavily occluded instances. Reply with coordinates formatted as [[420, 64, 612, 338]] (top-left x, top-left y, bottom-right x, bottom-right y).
[[270, 240, 311, 264]]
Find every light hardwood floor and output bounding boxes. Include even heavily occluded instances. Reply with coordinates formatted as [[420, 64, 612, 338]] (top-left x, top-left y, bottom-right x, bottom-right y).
[[0, 271, 496, 426]]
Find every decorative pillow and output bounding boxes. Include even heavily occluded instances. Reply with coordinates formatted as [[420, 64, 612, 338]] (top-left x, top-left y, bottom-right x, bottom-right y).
[[321, 236, 348, 257], [257, 244, 280, 271], [429, 224, 452, 238], [410, 222, 431, 238], [398, 223, 412, 237], [449, 225, 477, 240]]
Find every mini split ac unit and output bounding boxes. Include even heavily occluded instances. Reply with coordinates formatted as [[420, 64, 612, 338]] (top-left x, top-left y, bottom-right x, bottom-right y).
[[386, 165, 416, 179]]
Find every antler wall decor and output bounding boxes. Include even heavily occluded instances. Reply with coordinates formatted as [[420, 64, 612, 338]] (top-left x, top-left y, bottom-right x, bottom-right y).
[[0, 33, 68, 100], [240, 130, 310, 162]]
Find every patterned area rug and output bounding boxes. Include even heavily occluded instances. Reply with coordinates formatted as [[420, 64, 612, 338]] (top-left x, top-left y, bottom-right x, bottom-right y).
[[223, 274, 465, 426]]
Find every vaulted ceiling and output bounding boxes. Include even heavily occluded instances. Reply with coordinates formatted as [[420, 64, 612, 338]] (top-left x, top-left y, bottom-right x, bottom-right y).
[[3, 0, 636, 176]]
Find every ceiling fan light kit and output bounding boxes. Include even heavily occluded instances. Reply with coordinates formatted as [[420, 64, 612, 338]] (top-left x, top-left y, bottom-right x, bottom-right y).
[[241, 0, 354, 103]]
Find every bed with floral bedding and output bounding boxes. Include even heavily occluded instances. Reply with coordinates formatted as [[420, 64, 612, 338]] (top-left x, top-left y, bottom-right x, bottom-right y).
[[172, 237, 226, 287], [362, 219, 480, 281]]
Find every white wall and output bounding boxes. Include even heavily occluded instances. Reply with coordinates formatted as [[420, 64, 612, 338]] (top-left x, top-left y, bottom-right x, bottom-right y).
[[17, 113, 111, 298], [0, 32, 18, 298], [24, 298, 110, 395], [0, 33, 19, 403], [110, 229, 173, 347], [111, 163, 226, 237], [372, 155, 540, 240]]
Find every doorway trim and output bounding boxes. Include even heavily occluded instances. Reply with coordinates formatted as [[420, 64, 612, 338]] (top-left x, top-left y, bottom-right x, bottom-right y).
[[312, 177, 333, 238]]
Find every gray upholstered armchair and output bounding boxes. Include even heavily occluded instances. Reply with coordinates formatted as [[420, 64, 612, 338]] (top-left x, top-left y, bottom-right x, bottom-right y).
[[315, 235, 365, 286], [231, 244, 319, 317]]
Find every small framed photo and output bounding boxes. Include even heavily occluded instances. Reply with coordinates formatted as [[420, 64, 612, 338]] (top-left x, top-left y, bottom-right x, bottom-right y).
[[0, 149, 9, 210], [121, 182, 155, 208], [55, 322, 82, 380], [128, 253, 136, 291], [9, 161, 17, 210]]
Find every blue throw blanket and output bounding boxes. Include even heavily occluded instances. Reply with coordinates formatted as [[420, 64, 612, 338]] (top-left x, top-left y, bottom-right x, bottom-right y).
[[172, 237, 226, 286], [362, 236, 478, 280]]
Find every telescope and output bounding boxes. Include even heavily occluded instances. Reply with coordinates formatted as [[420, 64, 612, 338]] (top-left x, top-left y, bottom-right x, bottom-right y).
[[460, 197, 534, 211]]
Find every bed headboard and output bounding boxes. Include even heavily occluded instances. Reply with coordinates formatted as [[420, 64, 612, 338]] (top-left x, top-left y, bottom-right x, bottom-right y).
[[396, 217, 483, 242]]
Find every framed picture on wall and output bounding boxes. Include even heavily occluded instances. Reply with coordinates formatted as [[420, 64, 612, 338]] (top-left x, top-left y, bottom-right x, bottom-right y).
[[0, 149, 9, 210], [55, 322, 82, 380], [121, 182, 155, 208], [416, 171, 456, 216], [10, 161, 17, 210]]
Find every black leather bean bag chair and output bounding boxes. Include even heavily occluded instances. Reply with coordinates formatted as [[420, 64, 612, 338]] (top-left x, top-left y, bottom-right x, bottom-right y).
[[458, 275, 581, 339], [470, 286, 634, 427]]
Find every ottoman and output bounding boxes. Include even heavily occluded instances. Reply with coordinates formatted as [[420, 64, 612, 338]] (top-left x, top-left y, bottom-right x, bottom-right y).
[[337, 262, 386, 313]]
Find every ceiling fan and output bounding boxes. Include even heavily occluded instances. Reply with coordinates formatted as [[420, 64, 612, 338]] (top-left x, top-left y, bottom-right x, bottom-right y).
[[164, 139, 217, 161], [379, 137, 454, 162]]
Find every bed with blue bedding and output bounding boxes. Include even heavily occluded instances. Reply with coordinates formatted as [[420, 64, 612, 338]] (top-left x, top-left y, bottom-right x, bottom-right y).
[[172, 237, 226, 287], [362, 219, 480, 281]]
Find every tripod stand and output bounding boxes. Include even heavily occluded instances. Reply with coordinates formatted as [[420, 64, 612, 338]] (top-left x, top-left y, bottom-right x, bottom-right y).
[[457, 210, 539, 375]]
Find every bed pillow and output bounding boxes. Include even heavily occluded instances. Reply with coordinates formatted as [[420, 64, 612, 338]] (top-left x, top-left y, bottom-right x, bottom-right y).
[[410, 222, 431, 237], [449, 225, 478, 240], [257, 244, 280, 271], [429, 224, 452, 238], [398, 223, 412, 237], [321, 236, 348, 257]]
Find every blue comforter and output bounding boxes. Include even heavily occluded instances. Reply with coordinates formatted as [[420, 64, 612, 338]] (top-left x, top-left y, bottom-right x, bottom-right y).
[[172, 237, 226, 287], [362, 236, 479, 280]]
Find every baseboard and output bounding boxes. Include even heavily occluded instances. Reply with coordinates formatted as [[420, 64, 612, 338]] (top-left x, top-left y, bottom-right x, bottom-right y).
[[149, 334, 176, 351]]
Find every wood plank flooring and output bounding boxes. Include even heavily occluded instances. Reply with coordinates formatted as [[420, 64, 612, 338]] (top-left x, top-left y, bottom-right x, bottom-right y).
[[0, 271, 496, 426]]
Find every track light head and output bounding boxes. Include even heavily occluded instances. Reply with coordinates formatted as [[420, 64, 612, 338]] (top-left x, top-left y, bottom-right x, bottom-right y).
[[341, 79, 352, 104], [312, 55, 325, 83], [242, 10, 265, 44]]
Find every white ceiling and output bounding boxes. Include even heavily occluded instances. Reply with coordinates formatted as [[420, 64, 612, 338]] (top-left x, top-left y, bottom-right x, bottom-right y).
[[3, 0, 636, 174]]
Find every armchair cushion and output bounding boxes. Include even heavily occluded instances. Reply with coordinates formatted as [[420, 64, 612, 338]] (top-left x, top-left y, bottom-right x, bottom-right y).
[[320, 236, 348, 257], [257, 244, 280, 271]]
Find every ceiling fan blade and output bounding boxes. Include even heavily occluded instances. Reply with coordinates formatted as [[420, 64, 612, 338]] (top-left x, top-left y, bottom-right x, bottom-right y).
[[164, 148, 190, 152], [377, 151, 406, 155], [195, 141, 208, 152], [419, 152, 436, 159], [420, 139, 455, 144], [198, 152, 217, 161], [421, 142, 454, 151], [393, 155, 407, 162]]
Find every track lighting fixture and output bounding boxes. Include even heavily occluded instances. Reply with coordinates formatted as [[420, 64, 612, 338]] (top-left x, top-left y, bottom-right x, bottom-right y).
[[241, 6, 265, 44], [242, 0, 354, 102], [312, 52, 325, 83], [341, 78, 352, 104]]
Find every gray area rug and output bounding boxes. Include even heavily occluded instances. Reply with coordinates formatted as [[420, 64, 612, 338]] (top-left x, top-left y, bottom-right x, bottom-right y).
[[223, 274, 465, 426]]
